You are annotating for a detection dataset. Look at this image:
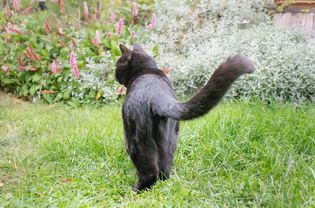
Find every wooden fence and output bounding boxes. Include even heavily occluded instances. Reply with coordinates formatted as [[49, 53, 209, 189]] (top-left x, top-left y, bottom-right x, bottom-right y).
[[274, 0, 315, 36]]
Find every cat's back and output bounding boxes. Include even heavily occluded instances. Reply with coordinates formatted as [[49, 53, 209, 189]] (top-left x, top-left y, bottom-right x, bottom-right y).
[[123, 74, 176, 121]]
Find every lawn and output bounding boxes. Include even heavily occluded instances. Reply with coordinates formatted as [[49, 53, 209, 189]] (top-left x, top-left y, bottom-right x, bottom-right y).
[[0, 92, 314, 207]]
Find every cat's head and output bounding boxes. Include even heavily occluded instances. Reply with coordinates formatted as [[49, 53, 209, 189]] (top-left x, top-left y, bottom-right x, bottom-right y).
[[115, 44, 158, 86]]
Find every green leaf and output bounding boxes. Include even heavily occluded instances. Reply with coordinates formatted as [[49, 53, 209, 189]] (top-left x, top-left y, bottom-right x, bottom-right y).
[[88, 90, 96, 98], [62, 90, 71, 100], [21, 84, 29, 96], [29, 85, 40, 95], [1, 79, 19, 85], [43, 94, 53, 104], [53, 93, 63, 102], [152, 44, 159, 58], [111, 44, 121, 57], [102, 39, 111, 49], [32, 74, 42, 83]]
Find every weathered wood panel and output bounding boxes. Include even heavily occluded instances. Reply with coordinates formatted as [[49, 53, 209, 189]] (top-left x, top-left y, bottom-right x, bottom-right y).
[[274, 12, 315, 37], [273, 0, 315, 36]]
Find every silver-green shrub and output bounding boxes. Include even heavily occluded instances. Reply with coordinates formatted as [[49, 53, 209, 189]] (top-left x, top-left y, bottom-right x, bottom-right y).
[[153, 0, 315, 104]]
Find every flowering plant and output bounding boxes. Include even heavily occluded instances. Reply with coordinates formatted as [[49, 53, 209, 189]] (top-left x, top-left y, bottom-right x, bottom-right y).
[[0, 0, 158, 105]]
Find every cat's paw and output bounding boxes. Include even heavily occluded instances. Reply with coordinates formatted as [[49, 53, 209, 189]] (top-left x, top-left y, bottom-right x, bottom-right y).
[[132, 186, 141, 194], [227, 54, 256, 74]]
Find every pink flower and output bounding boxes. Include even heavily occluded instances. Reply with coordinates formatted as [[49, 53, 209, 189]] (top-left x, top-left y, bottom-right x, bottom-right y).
[[1, 65, 9, 72], [83, 1, 89, 21], [56, 27, 65, 37], [52, 61, 58, 74], [6, 22, 22, 34], [162, 67, 170, 75], [106, 31, 113, 36], [17, 54, 25, 71], [150, 13, 156, 30], [117, 85, 126, 94], [18, 65, 25, 71], [91, 39, 97, 46], [70, 51, 79, 78], [132, 3, 138, 16], [117, 18, 123, 34], [18, 55, 23, 65], [44, 19, 51, 35], [110, 12, 115, 23], [95, 30, 101, 45], [58, 0, 65, 15], [13, 0, 20, 12], [91, 30, 101, 46], [6, 2, 11, 21], [7, 22, 13, 31], [131, 31, 136, 38]]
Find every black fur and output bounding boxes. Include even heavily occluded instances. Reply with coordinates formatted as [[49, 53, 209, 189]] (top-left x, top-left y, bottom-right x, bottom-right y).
[[38, 2, 48, 11], [115, 44, 255, 192]]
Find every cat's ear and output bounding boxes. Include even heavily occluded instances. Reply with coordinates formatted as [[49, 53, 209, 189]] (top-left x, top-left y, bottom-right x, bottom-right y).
[[119, 44, 132, 61]]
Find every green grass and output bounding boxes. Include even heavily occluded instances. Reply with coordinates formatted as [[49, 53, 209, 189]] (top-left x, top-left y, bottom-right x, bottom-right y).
[[0, 92, 314, 207]]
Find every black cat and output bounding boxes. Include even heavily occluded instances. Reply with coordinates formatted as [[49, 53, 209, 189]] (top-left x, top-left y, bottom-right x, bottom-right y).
[[115, 44, 255, 192]]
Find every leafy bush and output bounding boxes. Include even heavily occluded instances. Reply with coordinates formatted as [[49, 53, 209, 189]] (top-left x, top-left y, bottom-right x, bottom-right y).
[[153, 0, 315, 104], [0, 0, 156, 105]]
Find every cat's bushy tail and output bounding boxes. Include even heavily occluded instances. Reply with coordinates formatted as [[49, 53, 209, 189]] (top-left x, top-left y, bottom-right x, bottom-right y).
[[164, 54, 255, 120]]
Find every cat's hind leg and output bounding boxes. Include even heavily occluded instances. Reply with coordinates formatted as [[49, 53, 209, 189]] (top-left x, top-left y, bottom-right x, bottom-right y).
[[158, 147, 176, 180], [158, 120, 179, 181], [129, 144, 159, 193], [158, 160, 171, 180], [157, 147, 172, 180]]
